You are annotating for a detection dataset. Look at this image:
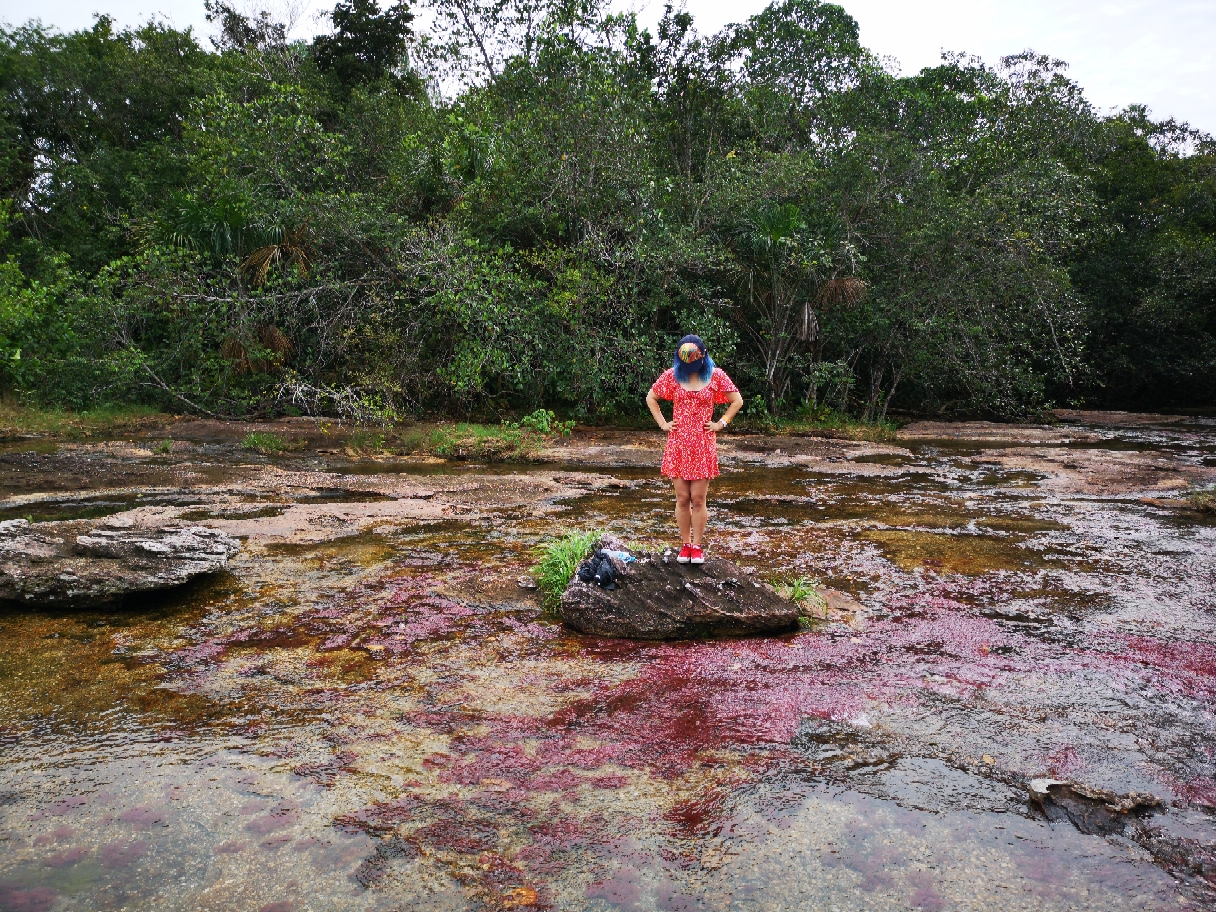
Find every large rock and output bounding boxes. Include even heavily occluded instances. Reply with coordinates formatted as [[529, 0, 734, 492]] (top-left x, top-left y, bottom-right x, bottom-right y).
[[559, 543, 800, 639], [0, 516, 240, 606]]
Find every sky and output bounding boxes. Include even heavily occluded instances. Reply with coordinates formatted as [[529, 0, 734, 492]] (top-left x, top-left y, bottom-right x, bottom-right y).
[[6, 0, 1216, 133]]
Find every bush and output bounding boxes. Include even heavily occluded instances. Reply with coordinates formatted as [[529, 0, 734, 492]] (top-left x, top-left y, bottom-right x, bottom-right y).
[[511, 409, 576, 437], [1187, 487, 1216, 515]]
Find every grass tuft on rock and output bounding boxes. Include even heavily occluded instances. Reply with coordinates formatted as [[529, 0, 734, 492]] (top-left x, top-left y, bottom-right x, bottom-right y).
[[774, 575, 828, 628], [1187, 486, 1216, 514], [533, 529, 604, 614], [241, 431, 294, 454]]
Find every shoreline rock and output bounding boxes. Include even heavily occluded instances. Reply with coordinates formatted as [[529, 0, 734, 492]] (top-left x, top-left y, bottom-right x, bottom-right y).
[[0, 517, 240, 606]]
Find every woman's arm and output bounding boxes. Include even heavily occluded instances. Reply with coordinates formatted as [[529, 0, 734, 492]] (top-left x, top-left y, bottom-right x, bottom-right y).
[[646, 389, 673, 432], [707, 391, 744, 432]]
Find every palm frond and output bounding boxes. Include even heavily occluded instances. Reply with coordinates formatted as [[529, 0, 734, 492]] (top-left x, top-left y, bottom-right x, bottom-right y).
[[239, 227, 311, 287], [814, 276, 867, 309]]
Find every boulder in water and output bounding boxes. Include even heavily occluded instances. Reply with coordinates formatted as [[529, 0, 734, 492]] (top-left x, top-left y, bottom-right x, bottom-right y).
[[0, 516, 240, 606], [559, 540, 799, 639]]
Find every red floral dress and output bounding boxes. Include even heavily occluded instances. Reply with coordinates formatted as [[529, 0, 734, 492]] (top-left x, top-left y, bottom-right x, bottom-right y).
[[650, 367, 740, 480]]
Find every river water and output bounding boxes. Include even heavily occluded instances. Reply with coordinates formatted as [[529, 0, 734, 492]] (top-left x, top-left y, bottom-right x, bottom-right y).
[[1, 418, 1214, 911]]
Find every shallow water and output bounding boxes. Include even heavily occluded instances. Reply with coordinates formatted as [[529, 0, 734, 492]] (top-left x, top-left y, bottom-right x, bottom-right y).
[[2, 420, 1215, 911]]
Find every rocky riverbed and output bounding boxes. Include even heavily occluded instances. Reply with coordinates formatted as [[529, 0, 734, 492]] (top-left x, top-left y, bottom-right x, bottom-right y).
[[0, 411, 1214, 911]]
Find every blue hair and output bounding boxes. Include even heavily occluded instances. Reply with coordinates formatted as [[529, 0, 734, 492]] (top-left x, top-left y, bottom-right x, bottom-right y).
[[673, 352, 714, 383]]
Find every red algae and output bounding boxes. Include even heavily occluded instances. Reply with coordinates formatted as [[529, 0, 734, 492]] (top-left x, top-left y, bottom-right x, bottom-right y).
[[99, 840, 149, 868], [245, 811, 299, 834], [30, 827, 74, 847], [1107, 636, 1216, 702], [4, 416, 1216, 910], [40, 847, 87, 868], [118, 805, 170, 828], [0, 884, 59, 912]]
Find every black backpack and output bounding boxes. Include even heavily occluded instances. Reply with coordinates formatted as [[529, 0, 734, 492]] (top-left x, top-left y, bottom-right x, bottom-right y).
[[576, 550, 618, 590]]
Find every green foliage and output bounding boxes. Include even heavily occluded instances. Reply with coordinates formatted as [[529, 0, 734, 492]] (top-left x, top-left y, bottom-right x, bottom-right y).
[[774, 574, 827, 629], [532, 529, 603, 613], [1187, 486, 1216, 515], [0, 1, 1211, 420], [204, 1, 286, 52], [312, 0, 415, 91], [0, 18, 214, 271], [241, 431, 292, 454], [775, 575, 815, 604], [511, 409, 575, 436], [345, 428, 387, 452], [420, 422, 539, 459], [0, 402, 163, 440], [773, 578, 822, 608]]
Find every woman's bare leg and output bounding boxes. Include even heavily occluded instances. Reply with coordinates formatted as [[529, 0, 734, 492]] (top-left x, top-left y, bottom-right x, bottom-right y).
[[690, 479, 710, 546], [674, 479, 692, 544]]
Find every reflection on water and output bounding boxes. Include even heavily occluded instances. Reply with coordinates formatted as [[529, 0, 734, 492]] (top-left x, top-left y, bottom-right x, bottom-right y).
[[2, 420, 1215, 910]]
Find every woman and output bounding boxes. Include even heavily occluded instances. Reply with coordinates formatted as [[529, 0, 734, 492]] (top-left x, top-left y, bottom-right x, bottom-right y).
[[646, 335, 744, 564]]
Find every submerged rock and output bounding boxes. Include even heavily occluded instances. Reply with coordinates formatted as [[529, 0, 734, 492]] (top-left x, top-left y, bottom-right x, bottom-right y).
[[559, 540, 799, 639], [1028, 778, 1163, 835], [0, 516, 240, 606]]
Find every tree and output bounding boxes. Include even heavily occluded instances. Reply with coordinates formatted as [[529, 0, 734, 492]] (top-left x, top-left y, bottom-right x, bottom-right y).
[[0, 18, 212, 271], [312, 0, 415, 90], [203, 1, 287, 52], [0, 0, 1211, 419]]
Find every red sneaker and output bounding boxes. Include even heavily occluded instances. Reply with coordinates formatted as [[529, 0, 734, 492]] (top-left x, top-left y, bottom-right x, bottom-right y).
[[689, 545, 705, 564], [676, 543, 693, 563]]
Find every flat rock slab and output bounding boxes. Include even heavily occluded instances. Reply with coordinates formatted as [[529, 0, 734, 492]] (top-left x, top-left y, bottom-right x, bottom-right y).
[[0, 517, 240, 606], [559, 549, 799, 639]]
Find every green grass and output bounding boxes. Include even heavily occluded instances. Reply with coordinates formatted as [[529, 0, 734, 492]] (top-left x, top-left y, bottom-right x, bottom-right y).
[[396, 423, 546, 461], [0, 402, 165, 441], [774, 575, 828, 628], [344, 428, 387, 453], [532, 529, 604, 614], [512, 409, 576, 437], [739, 412, 899, 442], [774, 575, 815, 604], [241, 431, 295, 455], [1187, 486, 1216, 514], [152, 439, 174, 455]]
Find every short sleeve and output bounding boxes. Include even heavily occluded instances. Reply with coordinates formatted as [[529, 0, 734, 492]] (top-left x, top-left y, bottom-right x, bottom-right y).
[[651, 369, 679, 401], [711, 369, 739, 404]]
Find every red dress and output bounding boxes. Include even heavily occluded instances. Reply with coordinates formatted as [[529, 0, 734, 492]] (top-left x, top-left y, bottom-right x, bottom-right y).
[[650, 367, 740, 480]]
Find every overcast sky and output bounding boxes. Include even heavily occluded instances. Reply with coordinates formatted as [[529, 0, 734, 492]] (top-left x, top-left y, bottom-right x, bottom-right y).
[[7, 0, 1216, 133]]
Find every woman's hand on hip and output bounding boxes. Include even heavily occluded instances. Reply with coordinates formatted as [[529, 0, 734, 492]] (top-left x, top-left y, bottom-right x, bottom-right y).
[[659, 419, 674, 432], [704, 419, 726, 432]]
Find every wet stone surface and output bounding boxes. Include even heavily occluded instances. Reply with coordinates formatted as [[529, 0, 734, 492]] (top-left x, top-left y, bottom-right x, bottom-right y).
[[559, 544, 800, 639], [0, 413, 1215, 910], [0, 516, 240, 606]]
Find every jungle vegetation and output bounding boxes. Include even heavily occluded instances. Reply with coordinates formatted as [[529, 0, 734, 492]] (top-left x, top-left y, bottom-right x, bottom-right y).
[[1, 0, 1213, 422]]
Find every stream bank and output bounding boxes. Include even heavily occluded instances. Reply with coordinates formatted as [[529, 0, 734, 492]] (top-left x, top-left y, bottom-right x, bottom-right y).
[[1, 412, 1214, 910]]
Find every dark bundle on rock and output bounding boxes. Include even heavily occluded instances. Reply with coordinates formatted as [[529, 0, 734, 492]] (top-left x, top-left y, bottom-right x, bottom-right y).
[[560, 538, 799, 640], [575, 548, 629, 590]]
